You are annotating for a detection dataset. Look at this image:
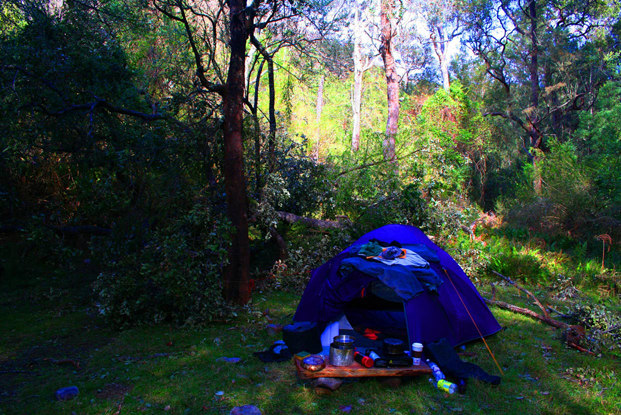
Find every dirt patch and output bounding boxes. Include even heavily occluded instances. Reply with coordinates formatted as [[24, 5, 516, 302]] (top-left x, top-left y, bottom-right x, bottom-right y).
[[96, 383, 133, 400]]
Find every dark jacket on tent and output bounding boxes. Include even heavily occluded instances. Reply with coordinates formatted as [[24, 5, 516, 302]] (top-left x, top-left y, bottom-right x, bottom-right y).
[[293, 224, 501, 347]]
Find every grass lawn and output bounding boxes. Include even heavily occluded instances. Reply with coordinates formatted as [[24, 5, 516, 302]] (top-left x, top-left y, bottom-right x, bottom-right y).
[[0, 268, 620, 415]]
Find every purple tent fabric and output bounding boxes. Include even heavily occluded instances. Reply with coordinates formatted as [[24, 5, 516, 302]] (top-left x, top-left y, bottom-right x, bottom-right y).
[[293, 224, 501, 347]]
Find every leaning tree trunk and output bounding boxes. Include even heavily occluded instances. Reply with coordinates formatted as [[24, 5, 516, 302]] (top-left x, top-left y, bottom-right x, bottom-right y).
[[380, 0, 398, 166], [222, 0, 251, 305]]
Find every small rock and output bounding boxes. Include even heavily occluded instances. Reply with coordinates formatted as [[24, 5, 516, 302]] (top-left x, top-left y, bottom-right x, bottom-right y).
[[312, 377, 343, 391]]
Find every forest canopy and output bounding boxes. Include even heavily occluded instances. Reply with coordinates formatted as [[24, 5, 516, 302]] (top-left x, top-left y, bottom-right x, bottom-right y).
[[1, 0, 620, 326]]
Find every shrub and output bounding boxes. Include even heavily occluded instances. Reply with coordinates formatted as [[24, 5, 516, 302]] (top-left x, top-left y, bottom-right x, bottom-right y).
[[93, 202, 231, 328], [260, 229, 352, 293]]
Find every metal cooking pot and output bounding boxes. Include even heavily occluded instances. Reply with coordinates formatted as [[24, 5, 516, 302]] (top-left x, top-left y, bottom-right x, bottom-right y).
[[383, 338, 405, 356], [329, 335, 355, 366]]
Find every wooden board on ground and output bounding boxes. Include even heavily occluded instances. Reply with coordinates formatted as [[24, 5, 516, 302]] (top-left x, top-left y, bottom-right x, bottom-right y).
[[294, 358, 432, 380]]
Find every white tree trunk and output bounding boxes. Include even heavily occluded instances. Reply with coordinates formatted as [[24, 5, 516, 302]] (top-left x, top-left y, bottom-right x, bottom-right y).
[[351, 0, 364, 151], [431, 25, 450, 91], [314, 74, 325, 161]]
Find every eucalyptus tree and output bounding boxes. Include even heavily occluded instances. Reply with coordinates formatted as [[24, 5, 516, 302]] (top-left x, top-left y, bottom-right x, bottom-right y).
[[246, 1, 330, 170], [415, 0, 463, 91], [151, 0, 335, 304], [351, 0, 374, 151], [463, 0, 614, 179], [379, 0, 399, 164]]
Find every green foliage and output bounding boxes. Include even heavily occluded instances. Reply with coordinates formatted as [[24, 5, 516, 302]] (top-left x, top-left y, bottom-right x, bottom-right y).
[[272, 140, 335, 218], [416, 81, 484, 198], [502, 137, 609, 239], [577, 80, 621, 212], [93, 202, 231, 328], [567, 301, 621, 354], [261, 228, 351, 293]]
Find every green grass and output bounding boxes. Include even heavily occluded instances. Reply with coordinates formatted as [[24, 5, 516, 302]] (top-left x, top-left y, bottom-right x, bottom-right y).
[[1, 266, 620, 414]]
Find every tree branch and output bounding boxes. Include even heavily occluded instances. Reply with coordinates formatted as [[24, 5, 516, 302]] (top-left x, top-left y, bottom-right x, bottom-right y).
[[491, 270, 550, 319], [275, 211, 346, 229]]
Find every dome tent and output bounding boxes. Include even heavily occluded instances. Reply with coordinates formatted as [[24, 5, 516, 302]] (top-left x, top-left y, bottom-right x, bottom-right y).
[[293, 224, 501, 348]]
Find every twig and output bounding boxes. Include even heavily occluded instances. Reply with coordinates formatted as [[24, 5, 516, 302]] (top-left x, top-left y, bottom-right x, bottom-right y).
[[602, 324, 621, 334], [546, 305, 572, 319], [567, 342, 596, 355], [113, 395, 126, 415], [598, 382, 616, 396], [492, 271, 550, 319], [490, 282, 496, 301]]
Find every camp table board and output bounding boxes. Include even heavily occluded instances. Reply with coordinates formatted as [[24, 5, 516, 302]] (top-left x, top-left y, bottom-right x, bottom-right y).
[[294, 358, 432, 380]]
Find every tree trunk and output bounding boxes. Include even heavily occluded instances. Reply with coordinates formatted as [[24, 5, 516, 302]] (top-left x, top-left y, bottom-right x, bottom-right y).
[[250, 36, 277, 172], [267, 57, 277, 172], [222, 0, 251, 305], [351, 0, 364, 151], [252, 59, 265, 193], [528, 0, 540, 149], [47, 0, 64, 17], [380, 0, 398, 166], [431, 25, 450, 91], [314, 74, 325, 160]]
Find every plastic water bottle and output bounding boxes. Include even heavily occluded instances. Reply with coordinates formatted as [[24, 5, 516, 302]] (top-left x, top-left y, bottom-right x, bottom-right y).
[[55, 386, 79, 401], [436, 379, 458, 394], [426, 360, 445, 381]]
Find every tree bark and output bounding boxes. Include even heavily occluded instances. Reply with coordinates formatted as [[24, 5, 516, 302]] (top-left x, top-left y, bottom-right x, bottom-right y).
[[351, 0, 366, 151], [222, 0, 251, 305], [379, 0, 398, 166], [267, 57, 277, 171], [314, 74, 325, 160], [431, 25, 450, 91]]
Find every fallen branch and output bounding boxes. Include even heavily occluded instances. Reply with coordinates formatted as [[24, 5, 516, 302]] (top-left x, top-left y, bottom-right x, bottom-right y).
[[268, 228, 289, 260], [546, 305, 572, 319], [567, 342, 595, 355], [483, 297, 569, 329], [275, 211, 346, 229], [492, 271, 550, 319], [484, 298, 595, 354]]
